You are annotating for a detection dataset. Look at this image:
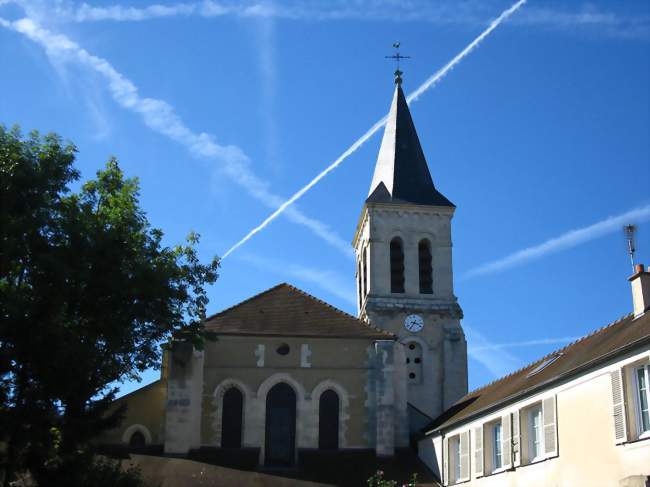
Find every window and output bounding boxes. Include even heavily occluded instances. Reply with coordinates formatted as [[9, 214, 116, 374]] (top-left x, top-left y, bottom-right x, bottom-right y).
[[527, 404, 544, 461], [362, 248, 368, 298], [357, 261, 362, 310], [418, 239, 433, 294], [449, 435, 461, 483], [390, 237, 405, 293], [445, 432, 469, 484], [492, 422, 503, 470], [405, 341, 423, 384], [526, 353, 563, 378], [635, 365, 650, 435], [222, 387, 244, 448], [319, 390, 340, 450]]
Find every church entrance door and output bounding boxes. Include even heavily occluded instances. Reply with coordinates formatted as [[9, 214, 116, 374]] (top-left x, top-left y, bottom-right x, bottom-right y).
[[265, 383, 296, 466]]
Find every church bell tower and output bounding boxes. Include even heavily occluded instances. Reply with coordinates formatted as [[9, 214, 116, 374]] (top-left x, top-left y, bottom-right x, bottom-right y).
[[352, 70, 467, 424]]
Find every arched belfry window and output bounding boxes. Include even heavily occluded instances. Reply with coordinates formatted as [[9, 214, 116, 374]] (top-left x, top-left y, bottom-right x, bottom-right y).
[[362, 247, 368, 298], [357, 261, 362, 310], [319, 390, 340, 450], [390, 237, 405, 293], [406, 342, 423, 384], [418, 239, 433, 294], [221, 387, 243, 448]]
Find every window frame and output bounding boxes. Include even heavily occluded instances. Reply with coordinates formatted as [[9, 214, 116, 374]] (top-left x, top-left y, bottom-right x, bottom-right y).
[[527, 404, 544, 462], [492, 422, 503, 471], [634, 364, 650, 439], [447, 434, 461, 484]]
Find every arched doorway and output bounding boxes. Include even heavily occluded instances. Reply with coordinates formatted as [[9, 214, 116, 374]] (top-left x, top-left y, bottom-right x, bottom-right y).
[[265, 382, 296, 465], [318, 389, 339, 450], [129, 430, 146, 448], [221, 387, 243, 448]]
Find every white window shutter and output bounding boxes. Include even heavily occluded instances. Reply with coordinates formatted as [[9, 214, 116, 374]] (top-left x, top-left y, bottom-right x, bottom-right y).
[[610, 369, 628, 444], [442, 436, 449, 485], [543, 396, 558, 457], [459, 430, 470, 481], [501, 414, 512, 469], [473, 426, 483, 477], [512, 410, 521, 467]]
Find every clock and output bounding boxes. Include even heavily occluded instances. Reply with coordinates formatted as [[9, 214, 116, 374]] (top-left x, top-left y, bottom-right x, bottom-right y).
[[404, 314, 424, 333]]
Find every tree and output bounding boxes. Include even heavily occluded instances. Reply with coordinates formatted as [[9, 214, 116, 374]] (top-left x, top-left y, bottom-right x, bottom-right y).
[[0, 125, 219, 486]]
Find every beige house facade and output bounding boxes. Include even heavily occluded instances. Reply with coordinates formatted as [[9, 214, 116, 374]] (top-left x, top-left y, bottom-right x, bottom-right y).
[[419, 265, 650, 487]]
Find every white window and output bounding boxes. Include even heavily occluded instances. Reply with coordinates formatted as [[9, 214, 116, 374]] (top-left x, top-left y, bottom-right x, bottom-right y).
[[635, 365, 650, 436], [528, 404, 544, 461], [445, 432, 469, 485], [492, 422, 503, 470], [448, 435, 461, 483]]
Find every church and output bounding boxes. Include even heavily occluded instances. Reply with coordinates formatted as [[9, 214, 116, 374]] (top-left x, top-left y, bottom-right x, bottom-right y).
[[100, 69, 469, 471], [100, 68, 650, 486]]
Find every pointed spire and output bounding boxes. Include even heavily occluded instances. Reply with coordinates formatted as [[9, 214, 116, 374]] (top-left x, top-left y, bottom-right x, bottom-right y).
[[367, 76, 454, 207]]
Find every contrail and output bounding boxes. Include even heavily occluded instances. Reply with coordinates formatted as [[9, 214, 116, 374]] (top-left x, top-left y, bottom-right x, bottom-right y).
[[464, 204, 650, 279], [469, 336, 582, 352], [0, 14, 352, 259], [222, 0, 527, 259]]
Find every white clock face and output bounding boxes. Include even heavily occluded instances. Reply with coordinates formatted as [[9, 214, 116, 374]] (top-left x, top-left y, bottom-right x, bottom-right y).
[[404, 314, 424, 333]]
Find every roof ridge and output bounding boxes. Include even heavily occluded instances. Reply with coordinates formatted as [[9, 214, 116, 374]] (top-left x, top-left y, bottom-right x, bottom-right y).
[[463, 311, 634, 398], [204, 282, 289, 322], [283, 283, 394, 337], [205, 282, 394, 338]]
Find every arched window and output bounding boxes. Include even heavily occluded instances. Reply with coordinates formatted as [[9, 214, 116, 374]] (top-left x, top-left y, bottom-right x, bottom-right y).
[[222, 387, 243, 448], [390, 237, 405, 293], [319, 390, 340, 450], [362, 247, 368, 298], [357, 261, 362, 309], [405, 341, 423, 384], [418, 239, 433, 294], [129, 431, 146, 448], [265, 383, 297, 465]]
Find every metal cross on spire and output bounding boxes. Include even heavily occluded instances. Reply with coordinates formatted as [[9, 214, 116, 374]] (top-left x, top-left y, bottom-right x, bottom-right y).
[[385, 42, 410, 85]]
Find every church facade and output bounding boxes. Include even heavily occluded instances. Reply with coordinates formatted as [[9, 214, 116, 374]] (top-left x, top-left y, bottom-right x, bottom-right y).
[[100, 72, 468, 467]]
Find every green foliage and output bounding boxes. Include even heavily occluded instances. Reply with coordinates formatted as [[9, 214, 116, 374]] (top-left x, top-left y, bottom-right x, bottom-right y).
[[0, 125, 219, 486], [367, 470, 418, 487]]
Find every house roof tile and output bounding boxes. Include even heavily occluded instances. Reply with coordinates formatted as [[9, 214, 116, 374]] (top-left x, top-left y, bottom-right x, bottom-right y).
[[426, 311, 650, 434]]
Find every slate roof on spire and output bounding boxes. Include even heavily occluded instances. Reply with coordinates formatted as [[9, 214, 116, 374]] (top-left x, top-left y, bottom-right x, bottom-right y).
[[367, 80, 454, 207]]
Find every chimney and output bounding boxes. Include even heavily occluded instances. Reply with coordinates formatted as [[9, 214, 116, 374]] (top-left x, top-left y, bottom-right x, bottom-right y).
[[629, 264, 650, 318]]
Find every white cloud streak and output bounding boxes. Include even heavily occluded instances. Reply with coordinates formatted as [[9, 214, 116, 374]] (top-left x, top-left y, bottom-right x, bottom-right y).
[[0, 14, 352, 259], [464, 204, 650, 279], [469, 336, 581, 353], [221, 0, 527, 258], [16, 0, 648, 40], [464, 325, 522, 379], [238, 253, 356, 305]]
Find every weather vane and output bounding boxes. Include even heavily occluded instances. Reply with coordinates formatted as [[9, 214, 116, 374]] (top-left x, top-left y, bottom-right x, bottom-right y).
[[385, 42, 410, 84]]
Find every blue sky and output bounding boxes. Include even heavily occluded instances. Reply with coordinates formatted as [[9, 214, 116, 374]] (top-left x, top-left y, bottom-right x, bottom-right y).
[[1, 0, 649, 395]]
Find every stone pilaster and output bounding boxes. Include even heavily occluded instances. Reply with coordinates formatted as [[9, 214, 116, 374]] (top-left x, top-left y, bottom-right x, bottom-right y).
[[164, 341, 204, 454]]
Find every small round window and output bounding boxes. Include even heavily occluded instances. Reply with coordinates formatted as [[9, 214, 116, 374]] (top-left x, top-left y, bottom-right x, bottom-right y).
[[277, 343, 290, 355]]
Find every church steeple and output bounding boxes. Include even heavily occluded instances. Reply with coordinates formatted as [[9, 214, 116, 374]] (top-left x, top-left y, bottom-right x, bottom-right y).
[[352, 69, 467, 421], [367, 75, 454, 207]]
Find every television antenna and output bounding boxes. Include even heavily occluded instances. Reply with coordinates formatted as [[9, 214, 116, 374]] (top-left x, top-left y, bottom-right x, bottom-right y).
[[624, 224, 637, 271]]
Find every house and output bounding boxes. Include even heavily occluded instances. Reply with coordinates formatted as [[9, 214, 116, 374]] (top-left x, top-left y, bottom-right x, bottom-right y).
[[418, 264, 650, 487]]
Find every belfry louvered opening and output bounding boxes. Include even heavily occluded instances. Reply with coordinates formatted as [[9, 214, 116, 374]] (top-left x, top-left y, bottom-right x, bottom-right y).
[[390, 237, 405, 293], [418, 239, 433, 294]]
